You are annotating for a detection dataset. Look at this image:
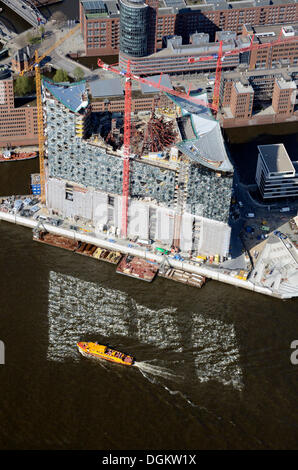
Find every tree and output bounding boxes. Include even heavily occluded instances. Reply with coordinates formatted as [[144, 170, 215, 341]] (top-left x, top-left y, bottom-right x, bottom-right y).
[[14, 76, 34, 96], [73, 66, 84, 82], [53, 69, 69, 83], [39, 25, 45, 39]]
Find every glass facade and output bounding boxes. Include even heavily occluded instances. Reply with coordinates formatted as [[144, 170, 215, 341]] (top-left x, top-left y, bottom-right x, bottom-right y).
[[119, 0, 149, 57]]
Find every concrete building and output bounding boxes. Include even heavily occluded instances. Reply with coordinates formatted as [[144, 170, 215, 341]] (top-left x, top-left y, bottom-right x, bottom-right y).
[[0, 66, 38, 148], [43, 78, 234, 257], [79, 0, 298, 57], [256, 144, 298, 199], [119, 32, 244, 75]]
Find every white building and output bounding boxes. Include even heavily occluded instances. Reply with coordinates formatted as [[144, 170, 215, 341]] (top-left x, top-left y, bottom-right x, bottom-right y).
[[256, 144, 298, 199]]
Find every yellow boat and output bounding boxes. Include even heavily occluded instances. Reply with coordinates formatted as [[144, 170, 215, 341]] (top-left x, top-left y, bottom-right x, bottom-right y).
[[77, 342, 135, 366]]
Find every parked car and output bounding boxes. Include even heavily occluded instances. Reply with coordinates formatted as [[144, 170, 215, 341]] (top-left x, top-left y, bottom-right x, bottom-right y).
[[274, 230, 287, 240]]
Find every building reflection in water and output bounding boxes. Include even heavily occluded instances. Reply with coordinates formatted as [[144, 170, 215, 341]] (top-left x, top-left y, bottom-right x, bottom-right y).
[[48, 271, 243, 390]]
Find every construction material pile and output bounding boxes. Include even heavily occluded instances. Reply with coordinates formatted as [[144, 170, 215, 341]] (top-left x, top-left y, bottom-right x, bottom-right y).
[[116, 255, 158, 282], [141, 113, 178, 154]]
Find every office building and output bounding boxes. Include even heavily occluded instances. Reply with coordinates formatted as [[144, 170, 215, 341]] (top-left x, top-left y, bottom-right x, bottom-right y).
[[256, 144, 298, 198]]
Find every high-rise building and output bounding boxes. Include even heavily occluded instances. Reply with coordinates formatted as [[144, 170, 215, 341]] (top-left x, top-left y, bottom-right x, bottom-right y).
[[119, 0, 149, 57]]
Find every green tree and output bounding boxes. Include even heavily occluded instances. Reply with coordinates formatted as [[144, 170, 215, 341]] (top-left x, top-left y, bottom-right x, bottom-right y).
[[14, 76, 34, 96], [73, 66, 84, 82], [39, 25, 45, 39], [53, 69, 68, 83]]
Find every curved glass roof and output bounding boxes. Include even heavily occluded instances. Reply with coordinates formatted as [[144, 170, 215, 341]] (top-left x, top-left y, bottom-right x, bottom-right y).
[[168, 92, 234, 173], [42, 79, 88, 113]]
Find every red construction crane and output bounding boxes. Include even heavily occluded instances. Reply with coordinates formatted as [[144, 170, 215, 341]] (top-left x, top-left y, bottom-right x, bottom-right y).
[[98, 58, 215, 238], [188, 31, 298, 113]]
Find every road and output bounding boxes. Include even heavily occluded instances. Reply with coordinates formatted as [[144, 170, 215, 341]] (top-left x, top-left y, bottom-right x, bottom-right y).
[[0, 0, 47, 27]]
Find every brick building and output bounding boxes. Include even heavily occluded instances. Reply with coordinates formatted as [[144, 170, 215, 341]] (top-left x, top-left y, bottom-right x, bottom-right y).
[[220, 66, 297, 122], [0, 67, 38, 148], [79, 0, 298, 58], [228, 80, 254, 119], [271, 77, 296, 116], [242, 23, 298, 70]]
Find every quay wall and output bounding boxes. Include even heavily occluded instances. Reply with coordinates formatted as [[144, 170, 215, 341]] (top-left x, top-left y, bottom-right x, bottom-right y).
[[0, 210, 286, 299]]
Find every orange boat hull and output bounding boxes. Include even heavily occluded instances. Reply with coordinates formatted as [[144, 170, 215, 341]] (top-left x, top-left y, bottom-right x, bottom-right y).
[[77, 342, 135, 366]]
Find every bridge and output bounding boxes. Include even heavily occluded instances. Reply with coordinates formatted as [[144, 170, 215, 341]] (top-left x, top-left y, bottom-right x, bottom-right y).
[[0, 0, 47, 27]]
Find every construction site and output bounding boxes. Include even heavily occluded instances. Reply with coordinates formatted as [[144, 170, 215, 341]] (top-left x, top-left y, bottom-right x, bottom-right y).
[[43, 73, 233, 259], [0, 16, 297, 299]]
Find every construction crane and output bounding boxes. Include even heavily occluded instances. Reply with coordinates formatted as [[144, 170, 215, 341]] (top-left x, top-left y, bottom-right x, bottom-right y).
[[188, 31, 298, 114], [98, 58, 217, 239], [19, 24, 81, 204]]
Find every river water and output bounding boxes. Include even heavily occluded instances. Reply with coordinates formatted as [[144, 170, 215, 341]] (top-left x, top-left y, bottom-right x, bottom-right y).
[[0, 0, 298, 448], [0, 122, 298, 450]]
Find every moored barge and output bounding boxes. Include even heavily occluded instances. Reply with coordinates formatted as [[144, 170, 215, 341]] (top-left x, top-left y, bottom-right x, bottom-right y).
[[116, 255, 158, 282], [33, 230, 79, 251], [75, 243, 122, 264], [159, 268, 206, 288]]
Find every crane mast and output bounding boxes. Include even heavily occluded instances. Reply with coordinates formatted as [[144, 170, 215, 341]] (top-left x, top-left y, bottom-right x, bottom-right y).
[[98, 58, 215, 239], [20, 24, 81, 204], [122, 60, 132, 238]]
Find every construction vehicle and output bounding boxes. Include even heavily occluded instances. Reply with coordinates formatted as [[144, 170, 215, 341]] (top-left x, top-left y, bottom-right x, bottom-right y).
[[19, 24, 80, 204]]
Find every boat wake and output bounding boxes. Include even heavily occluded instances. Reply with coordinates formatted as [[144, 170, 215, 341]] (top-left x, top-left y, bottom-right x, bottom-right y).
[[135, 361, 200, 408], [134, 361, 179, 381]]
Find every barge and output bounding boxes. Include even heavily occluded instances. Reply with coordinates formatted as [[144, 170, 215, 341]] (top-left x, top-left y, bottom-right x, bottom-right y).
[[77, 342, 135, 366], [33, 230, 79, 251], [75, 242, 122, 264], [116, 255, 158, 282], [33, 231, 123, 265], [159, 268, 206, 288]]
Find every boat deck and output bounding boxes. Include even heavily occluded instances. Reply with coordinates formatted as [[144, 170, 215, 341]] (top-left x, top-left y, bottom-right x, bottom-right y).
[[159, 268, 206, 288], [116, 255, 159, 282], [34, 232, 79, 251], [33, 232, 123, 265], [0, 152, 37, 163], [75, 242, 122, 264]]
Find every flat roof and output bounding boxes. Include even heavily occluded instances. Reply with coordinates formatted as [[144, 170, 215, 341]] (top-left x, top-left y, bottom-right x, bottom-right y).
[[258, 144, 294, 173], [234, 80, 254, 93], [89, 77, 123, 97], [276, 77, 296, 89]]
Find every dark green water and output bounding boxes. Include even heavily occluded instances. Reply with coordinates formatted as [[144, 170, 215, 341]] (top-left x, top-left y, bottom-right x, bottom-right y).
[[0, 123, 297, 450]]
